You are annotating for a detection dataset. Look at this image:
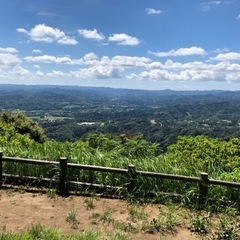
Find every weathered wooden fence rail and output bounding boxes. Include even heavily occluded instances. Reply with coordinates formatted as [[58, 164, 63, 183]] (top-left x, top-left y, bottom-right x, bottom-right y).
[[1, 152, 240, 206]]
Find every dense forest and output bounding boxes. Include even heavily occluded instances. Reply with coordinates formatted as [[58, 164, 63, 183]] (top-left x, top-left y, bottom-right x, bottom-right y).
[[1, 84, 240, 151]]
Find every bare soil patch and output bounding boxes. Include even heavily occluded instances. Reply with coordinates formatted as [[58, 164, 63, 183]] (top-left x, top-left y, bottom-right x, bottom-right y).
[[0, 188, 200, 239]]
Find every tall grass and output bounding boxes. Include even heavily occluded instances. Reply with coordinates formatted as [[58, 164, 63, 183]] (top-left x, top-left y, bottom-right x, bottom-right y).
[[2, 134, 240, 206]]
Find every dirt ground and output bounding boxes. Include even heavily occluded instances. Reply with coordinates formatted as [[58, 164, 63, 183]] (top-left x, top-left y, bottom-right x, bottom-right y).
[[0, 188, 200, 239]]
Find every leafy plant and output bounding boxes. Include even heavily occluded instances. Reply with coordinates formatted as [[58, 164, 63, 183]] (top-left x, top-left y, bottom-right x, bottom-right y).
[[46, 189, 57, 199], [91, 208, 113, 224], [84, 197, 95, 210], [213, 217, 239, 240], [1, 112, 46, 143], [188, 213, 210, 234], [127, 204, 148, 220], [66, 209, 79, 229], [142, 208, 179, 234]]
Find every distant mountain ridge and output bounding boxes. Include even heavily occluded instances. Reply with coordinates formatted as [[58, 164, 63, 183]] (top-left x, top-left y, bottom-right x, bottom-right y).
[[0, 84, 240, 150]]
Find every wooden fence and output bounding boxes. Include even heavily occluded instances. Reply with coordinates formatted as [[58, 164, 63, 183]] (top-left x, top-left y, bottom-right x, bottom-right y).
[[1, 152, 240, 206]]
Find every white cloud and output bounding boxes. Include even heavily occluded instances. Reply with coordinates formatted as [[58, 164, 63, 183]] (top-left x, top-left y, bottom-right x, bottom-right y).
[[24, 55, 81, 64], [212, 48, 230, 53], [200, 1, 234, 11], [226, 72, 240, 82], [32, 49, 42, 54], [23, 53, 151, 68], [127, 68, 221, 82], [46, 70, 70, 77], [149, 46, 206, 57], [16, 28, 27, 34], [145, 8, 162, 15], [0, 53, 21, 66], [201, 1, 222, 11], [127, 54, 240, 83], [78, 28, 105, 41], [0, 47, 18, 53], [81, 54, 151, 68], [13, 65, 30, 76], [33, 64, 41, 69], [36, 70, 44, 76], [71, 65, 123, 79], [236, 13, 240, 19], [82, 52, 99, 65], [5, 48, 240, 84], [17, 24, 78, 45], [111, 56, 151, 67], [109, 33, 140, 46], [213, 52, 240, 61]]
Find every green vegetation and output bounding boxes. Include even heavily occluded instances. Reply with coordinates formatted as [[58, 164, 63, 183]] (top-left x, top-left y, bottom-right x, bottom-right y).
[[66, 210, 79, 229], [1, 85, 240, 151], [0, 224, 133, 240], [0, 112, 46, 143], [1, 112, 240, 207], [1, 86, 240, 238]]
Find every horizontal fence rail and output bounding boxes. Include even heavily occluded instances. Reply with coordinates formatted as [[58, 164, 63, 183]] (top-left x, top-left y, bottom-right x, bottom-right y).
[[1, 152, 240, 207]]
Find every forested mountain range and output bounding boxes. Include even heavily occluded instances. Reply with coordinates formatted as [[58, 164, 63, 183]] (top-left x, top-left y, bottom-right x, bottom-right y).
[[0, 84, 240, 151]]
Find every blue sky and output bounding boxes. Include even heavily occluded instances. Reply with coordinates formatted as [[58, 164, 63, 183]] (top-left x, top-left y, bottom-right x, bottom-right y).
[[1, 0, 240, 90]]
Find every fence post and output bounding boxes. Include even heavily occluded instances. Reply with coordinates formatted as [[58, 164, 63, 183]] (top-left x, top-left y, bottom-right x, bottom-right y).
[[59, 157, 68, 197], [127, 164, 137, 193], [199, 172, 209, 207], [0, 151, 2, 188]]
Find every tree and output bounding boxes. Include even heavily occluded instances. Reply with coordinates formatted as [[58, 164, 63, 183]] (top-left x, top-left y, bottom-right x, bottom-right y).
[[0, 112, 46, 143]]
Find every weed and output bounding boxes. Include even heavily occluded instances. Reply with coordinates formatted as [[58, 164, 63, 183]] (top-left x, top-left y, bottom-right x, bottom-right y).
[[142, 209, 179, 234], [84, 197, 95, 210], [91, 208, 113, 224], [70, 229, 102, 240], [27, 224, 61, 239], [188, 213, 210, 234], [6, 189, 15, 197], [66, 209, 79, 229], [113, 220, 138, 233], [142, 218, 161, 234], [225, 206, 239, 217], [47, 189, 57, 199], [127, 203, 148, 220], [213, 217, 239, 240], [109, 231, 133, 240]]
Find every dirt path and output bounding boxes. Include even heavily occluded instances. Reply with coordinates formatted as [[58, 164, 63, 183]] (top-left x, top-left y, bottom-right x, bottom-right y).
[[0, 189, 199, 239]]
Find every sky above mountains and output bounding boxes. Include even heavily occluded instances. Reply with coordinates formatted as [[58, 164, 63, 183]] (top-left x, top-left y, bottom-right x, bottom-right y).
[[1, 0, 240, 90]]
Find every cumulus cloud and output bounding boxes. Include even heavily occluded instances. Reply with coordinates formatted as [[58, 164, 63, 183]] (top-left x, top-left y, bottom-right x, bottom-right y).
[[0, 53, 21, 66], [13, 65, 30, 76], [111, 56, 151, 67], [24, 55, 82, 65], [71, 65, 123, 79], [0, 47, 18, 53], [109, 33, 140, 46], [82, 52, 99, 65], [17, 24, 78, 45], [78, 28, 105, 41], [23, 53, 151, 68], [145, 8, 162, 15], [32, 49, 42, 54], [46, 70, 70, 77], [213, 52, 240, 61], [127, 67, 221, 82], [149, 46, 206, 57], [36, 70, 44, 76], [16, 28, 27, 34], [126, 55, 240, 83], [8, 47, 240, 84]]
